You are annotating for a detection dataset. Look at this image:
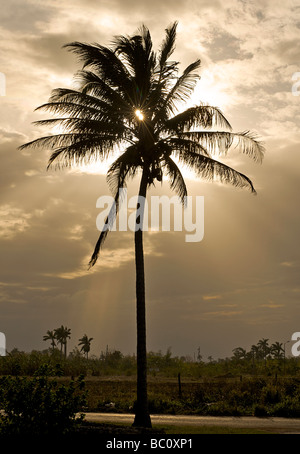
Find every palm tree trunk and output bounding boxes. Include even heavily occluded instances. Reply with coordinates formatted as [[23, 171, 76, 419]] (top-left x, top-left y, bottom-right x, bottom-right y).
[[133, 168, 152, 428]]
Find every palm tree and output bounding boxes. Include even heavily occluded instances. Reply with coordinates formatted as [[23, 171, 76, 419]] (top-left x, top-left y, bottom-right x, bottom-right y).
[[20, 22, 264, 427], [232, 347, 247, 361], [43, 330, 56, 351], [78, 334, 93, 359], [54, 326, 64, 356], [257, 338, 270, 367], [271, 341, 284, 360], [249, 344, 259, 369], [54, 325, 71, 358]]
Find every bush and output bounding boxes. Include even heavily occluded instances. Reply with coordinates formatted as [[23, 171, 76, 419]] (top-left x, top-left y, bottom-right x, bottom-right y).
[[253, 404, 269, 417], [0, 367, 86, 437], [206, 401, 243, 416], [260, 384, 282, 405], [147, 398, 185, 415], [272, 396, 300, 417]]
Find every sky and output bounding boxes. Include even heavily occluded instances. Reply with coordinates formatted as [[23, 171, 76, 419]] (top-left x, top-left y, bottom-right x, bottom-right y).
[[0, 0, 300, 360]]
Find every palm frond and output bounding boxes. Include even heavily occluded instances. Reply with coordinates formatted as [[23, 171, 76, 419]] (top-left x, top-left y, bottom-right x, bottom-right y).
[[166, 105, 232, 133], [177, 130, 233, 155], [75, 70, 131, 109], [89, 146, 140, 267], [158, 21, 178, 70], [113, 26, 156, 76], [163, 59, 201, 115], [166, 137, 210, 157], [48, 87, 120, 115], [106, 145, 141, 195], [173, 148, 256, 193], [151, 60, 201, 126], [19, 133, 122, 169], [64, 41, 133, 94], [49, 137, 123, 169], [34, 101, 106, 119], [88, 190, 119, 268], [33, 117, 128, 137], [161, 155, 188, 203], [179, 130, 264, 163], [232, 130, 265, 163]]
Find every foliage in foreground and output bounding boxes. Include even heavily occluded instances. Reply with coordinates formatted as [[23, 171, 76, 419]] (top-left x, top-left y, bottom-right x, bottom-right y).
[[0, 366, 86, 437], [1, 355, 300, 428]]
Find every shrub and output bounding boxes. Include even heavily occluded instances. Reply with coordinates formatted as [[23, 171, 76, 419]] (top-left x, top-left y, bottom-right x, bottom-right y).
[[0, 367, 86, 438], [253, 404, 269, 417], [260, 384, 282, 405], [206, 401, 243, 416], [272, 396, 300, 417]]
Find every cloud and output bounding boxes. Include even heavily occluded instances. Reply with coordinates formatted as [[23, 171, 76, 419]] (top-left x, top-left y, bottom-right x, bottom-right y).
[[202, 310, 243, 318], [202, 294, 222, 301], [0, 128, 26, 142], [46, 247, 135, 280], [23, 33, 78, 73], [281, 261, 296, 267], [0, 0, 56, 33], [24, 170, 40, 177], [69, 225, 84, 241], [261, 302, 284, 309], [0, 0, 299, 358], [0, 205, 32, 239]]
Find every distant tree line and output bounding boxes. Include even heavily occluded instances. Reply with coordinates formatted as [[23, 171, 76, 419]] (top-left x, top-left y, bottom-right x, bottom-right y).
[[232, 338, 287, 363], [0, 334, 298, 379], [41, 329, 290, 365]]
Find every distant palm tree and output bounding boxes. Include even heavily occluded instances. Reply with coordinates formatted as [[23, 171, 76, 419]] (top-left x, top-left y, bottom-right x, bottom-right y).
[[78, 334, 93, 359], [271, 341, 284, 360], [232, 347, 247, 360], [54, 326, 64, 356], [250, 344, 259, 368], [20, 22, 264, 427], [257, 338, 270, 367], [43, 330, 56, 351], [54, 325, 71, 358]]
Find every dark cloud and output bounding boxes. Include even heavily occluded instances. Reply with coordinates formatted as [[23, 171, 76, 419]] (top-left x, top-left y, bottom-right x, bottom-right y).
[[23, 33, 78, 73], [273, 39, 300, 65], [205, 30, 253, 61]]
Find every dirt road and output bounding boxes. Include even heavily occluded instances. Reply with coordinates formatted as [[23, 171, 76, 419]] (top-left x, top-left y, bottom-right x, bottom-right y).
[[84, 412, 300, 434]]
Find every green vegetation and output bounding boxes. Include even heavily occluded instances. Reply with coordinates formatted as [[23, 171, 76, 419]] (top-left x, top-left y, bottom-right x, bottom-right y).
[[1, 339, 300, 424], [0, 366, 86, 438], [1, 336, 297, 378], [82, 376, 300, 418]]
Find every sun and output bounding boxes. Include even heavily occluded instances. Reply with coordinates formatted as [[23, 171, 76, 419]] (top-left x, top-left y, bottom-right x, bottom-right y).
[[189, 68, 232, 111], [135, 109, 144, 121]]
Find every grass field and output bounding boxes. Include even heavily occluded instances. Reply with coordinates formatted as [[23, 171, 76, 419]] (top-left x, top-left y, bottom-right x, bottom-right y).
[[78, 374, 300, 418]]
